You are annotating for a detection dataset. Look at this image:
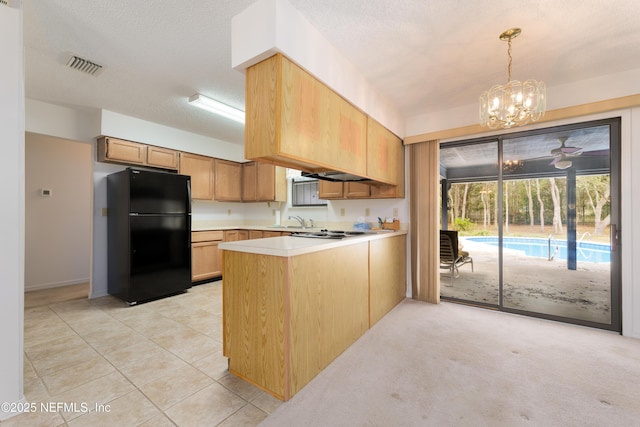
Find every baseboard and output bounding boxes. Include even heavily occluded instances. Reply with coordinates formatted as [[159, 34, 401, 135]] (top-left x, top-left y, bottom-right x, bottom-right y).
[[0, 396, 27, 421], [25, 279, 89, 292]]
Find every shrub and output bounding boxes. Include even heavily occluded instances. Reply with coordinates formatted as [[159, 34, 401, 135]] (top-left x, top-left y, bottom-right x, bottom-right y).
[[453, 217, 474, 232]]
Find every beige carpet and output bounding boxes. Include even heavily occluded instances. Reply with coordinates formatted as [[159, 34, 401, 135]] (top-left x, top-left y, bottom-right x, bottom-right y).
[[260, 299, 640, 426]]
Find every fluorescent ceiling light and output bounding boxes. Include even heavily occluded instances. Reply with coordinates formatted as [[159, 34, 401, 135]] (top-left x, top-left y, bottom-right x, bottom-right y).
[[188, 93, 245, 124]]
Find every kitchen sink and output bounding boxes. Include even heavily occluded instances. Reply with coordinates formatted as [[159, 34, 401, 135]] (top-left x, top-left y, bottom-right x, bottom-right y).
[[268, 225, 322, 230], [290, 230, 373, 239]]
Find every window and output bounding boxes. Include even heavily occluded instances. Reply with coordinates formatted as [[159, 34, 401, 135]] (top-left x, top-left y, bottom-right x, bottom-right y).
[[291, 178, 327, 207]]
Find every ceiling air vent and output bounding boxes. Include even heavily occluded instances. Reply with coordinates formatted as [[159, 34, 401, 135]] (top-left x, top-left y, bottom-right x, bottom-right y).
[[65, 55, 103, 76], [0, 0, 10, 6]]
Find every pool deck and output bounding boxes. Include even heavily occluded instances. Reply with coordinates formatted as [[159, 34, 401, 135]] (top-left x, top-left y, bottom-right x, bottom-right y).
[[441, 238, 612, 325]]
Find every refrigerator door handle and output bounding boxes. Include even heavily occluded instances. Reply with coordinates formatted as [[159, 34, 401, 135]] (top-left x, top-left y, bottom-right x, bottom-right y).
[[187, 179, 192, 214]]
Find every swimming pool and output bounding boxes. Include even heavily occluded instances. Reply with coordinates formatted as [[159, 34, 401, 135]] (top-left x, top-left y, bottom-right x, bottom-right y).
[[465, 236, 611, 263]]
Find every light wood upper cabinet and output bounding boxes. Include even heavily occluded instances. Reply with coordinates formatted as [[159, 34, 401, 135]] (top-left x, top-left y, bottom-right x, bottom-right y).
[[344, 182, 371, 198], [318, 181, 344, 199], [366, 118, 402, 185], [179, 152, 214, 200], [242, 161, 287, 202], [147, 145, 179, 170], [98, 137, 147, 166], [245, 54, 367, 176], [241, 162, 257, 201], [97, 137, 179, 171], [215, 159, 242, 202]]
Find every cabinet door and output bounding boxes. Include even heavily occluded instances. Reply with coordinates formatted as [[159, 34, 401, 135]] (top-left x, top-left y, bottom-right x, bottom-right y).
[[238, 230, 249, 240], [318, 181, 344, 199], [369, 235, 407, 326], [224, 230, 239, 242], [215, 159, 242, 201], [242, 162, 257, 201], [99, 137, 146, 165], [249, 230, 263, 239], [279, 55, 367, 176], [192, 241, 222, 281], [366, 118, 403, 185], [147, 146, 179, 170], [179, 153, 214, 200], [255, 162, 275, 201], [344, 182, 370, 198]]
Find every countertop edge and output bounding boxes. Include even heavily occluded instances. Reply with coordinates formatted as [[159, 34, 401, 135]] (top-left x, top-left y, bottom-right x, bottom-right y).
[[219, 230, 407, 257]]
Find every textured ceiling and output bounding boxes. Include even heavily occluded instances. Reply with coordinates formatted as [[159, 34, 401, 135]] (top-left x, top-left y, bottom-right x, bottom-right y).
[[22, 0, 640, 147]]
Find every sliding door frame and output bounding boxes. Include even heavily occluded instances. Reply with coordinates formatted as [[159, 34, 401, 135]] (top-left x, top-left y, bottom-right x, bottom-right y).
[[440, 117, 621, 332]]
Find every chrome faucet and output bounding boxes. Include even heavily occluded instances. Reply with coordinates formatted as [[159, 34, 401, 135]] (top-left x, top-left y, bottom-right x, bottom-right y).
[[289, 215, 306, 228]]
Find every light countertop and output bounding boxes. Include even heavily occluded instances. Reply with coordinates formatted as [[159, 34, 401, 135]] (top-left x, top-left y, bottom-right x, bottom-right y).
[[219, 230, 407, 257]]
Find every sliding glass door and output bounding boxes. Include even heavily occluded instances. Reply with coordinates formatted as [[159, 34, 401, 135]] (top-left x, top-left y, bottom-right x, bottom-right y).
[[440, 118, 620, 331]]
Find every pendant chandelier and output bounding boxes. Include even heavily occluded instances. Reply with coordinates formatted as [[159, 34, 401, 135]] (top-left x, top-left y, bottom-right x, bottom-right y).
[[479, 28, 546, 129]]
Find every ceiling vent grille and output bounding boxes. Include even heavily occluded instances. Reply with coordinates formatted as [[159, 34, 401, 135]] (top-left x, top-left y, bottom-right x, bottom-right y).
[[65, 55, 103, 76], [0, 1, 10, 6]]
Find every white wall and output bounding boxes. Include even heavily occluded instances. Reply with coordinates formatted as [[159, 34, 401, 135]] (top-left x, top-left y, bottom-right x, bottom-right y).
[[231, 0, 405, 137], [0, 3, 25, 421], [100, 110, 245, 162], [25, 133, 92, 291]]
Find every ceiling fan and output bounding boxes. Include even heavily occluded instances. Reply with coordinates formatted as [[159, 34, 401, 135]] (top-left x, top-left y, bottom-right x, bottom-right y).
[[549, 137, 582, 169]]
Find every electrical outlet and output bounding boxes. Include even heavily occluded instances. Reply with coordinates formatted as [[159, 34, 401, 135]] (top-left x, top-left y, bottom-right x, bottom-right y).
[[393, 208, 398, 217], [227, 209, 231, 216], [365, 208, 370, 217], [272, 209, 276, 216], [340, 208, 345, 217], [101, 208, 108, 217]]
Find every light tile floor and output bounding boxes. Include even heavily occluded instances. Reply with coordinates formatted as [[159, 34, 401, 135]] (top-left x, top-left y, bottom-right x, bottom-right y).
[[4, 281, 282, 426]]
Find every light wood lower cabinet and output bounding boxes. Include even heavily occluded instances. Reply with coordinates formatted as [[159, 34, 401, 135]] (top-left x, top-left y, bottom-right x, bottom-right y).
[[222, 234, 406, 401], [369, 234, 407, 325], [191, 231, 224, 282], [249, 230, 263, 240]]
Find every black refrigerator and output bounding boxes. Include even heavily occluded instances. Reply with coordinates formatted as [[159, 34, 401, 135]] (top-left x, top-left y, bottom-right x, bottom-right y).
[[107, 168, 191, 304]]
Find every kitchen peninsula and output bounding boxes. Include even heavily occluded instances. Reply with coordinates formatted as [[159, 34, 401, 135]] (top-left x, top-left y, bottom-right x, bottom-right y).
[[220, 231, 407, 401]]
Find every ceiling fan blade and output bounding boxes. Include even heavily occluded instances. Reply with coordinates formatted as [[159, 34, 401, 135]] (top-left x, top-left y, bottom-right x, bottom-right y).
[[561, 146, 581, 154], [551, 137, 582, 156]]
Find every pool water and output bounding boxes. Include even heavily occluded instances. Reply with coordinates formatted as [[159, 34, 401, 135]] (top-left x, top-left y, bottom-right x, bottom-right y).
[[465, 236, 611, 263]]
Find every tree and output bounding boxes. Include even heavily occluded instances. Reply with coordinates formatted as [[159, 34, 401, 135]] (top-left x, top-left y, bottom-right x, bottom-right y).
[[549, 177, 563, 234], [583, 175, 611, 235], [461, 183, 469, 220], [535, 179, 545, 232], [525, 179, 535, 227], [481, 184, 491, 229]]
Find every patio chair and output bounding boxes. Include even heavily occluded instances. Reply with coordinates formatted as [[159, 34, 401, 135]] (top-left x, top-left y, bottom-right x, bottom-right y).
[[440, 230, 473, 286]]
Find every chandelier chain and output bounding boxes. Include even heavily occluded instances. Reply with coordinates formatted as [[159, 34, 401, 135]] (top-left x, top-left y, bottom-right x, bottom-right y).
[[507, 38, 513, 83]]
